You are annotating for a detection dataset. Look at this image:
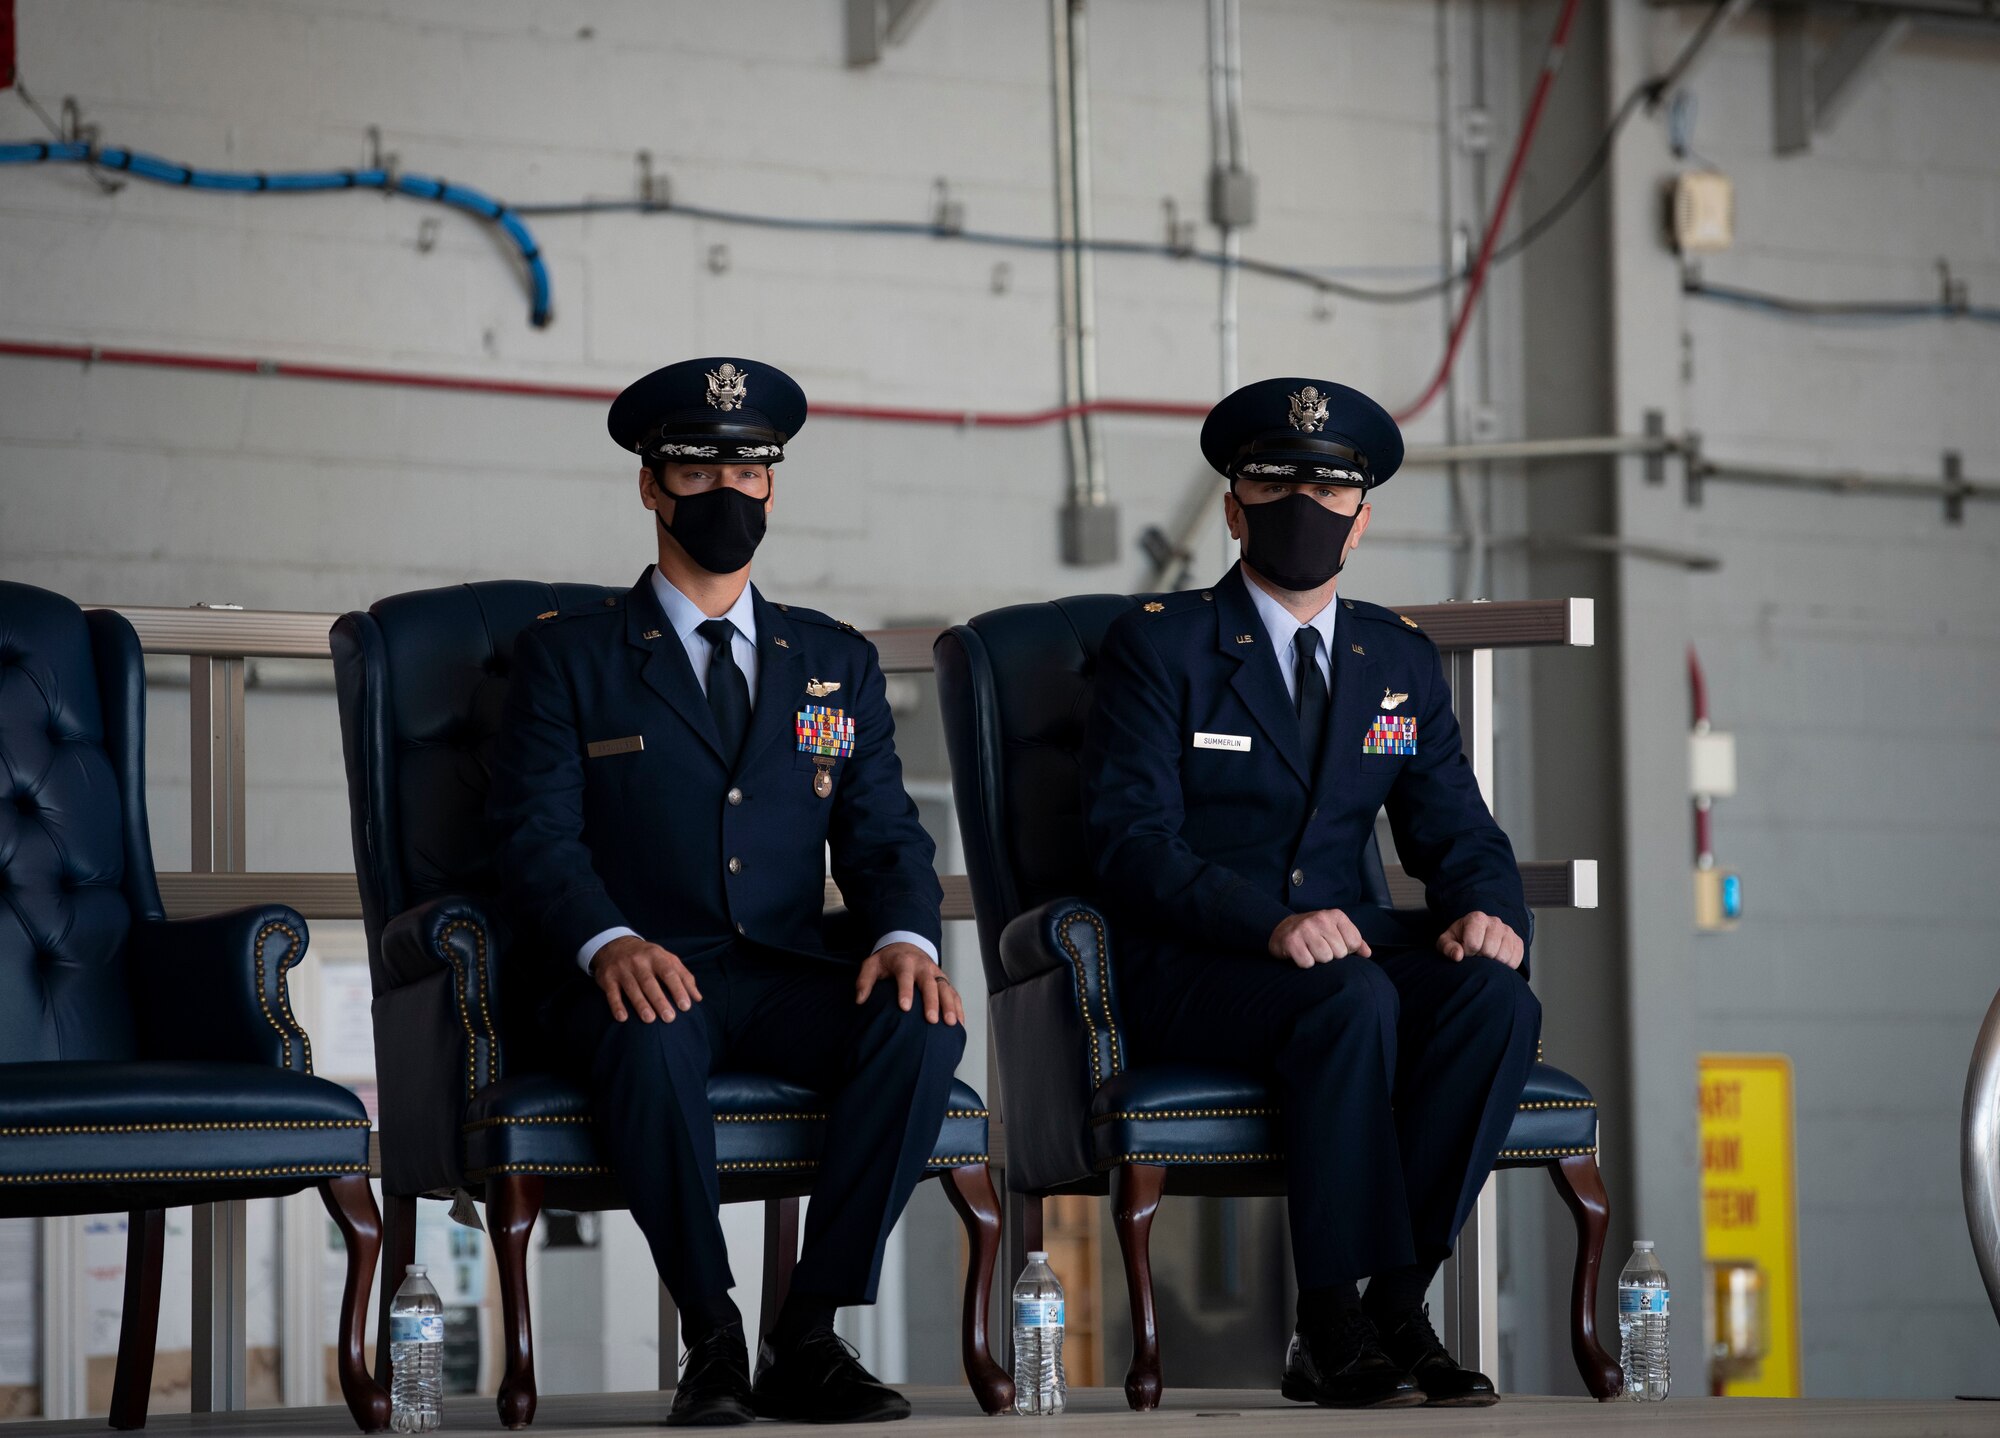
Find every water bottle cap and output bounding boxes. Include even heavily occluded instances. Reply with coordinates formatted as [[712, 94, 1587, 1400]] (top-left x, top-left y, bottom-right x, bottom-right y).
[[1632, 1240, 1654, 1250], [406, 1263, 428, 1275], [1026, 1250, 1049, 1261]]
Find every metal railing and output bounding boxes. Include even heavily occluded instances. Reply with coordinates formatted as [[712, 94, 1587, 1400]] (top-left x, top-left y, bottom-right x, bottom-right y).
[[92, 591, 1596, 1406]]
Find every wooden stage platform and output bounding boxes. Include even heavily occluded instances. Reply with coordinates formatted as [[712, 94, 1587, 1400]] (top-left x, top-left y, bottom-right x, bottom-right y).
[[11, 1387, 1998, 1437]]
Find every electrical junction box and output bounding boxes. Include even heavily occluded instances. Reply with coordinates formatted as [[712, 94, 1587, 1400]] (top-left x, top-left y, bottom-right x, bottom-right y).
[[1696, 867, 1743, 931], [1672, 170, 1734, 254], [1208, 167, 1257, 229], [1691, 729, 1737, 798]]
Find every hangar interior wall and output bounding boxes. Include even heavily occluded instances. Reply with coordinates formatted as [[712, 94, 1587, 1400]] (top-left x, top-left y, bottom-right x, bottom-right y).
[[0, 0, 1995, 1402]]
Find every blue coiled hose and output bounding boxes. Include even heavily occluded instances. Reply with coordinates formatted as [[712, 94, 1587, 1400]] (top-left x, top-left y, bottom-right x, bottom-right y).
[[0, 140, 552, 327]]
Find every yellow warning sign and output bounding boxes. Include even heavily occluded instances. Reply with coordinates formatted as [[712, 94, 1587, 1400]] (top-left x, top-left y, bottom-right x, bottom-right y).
[[1697, 1054, 1801, 1396]]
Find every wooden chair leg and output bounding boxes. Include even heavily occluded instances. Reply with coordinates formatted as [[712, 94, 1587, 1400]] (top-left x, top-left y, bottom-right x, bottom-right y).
[[109, 1209, 164, 1431], [319, 1177, 392, 1433], [490, 1173, 544, 1430], [940, 1165, 1016, 1414], [373, 1192, 418, 1388], [759, 1196, 801, 1346], [1549, 1152, 1623, 1400], [1112, 1163, 1167, 1412]]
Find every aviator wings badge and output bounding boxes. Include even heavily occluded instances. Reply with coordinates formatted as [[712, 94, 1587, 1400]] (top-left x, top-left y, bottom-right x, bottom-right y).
[[805, 678, 841, 698], [1380, 689, 1409, 711], [705, 362, 750, 411]]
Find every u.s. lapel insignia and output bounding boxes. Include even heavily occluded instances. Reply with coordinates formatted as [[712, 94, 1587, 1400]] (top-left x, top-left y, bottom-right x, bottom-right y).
[[640, 629, 662, 640], [1351, 643, 1366, 655], [1235, 633, 1255, 645], [806, 677, 841, 698], [536, 609, 557, 620], [772, 636, 791, 649], [1380, 689, 1408, 711]]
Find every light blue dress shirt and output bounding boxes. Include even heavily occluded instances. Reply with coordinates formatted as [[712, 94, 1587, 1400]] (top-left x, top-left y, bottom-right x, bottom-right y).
[[576, 571, 938, 972], [1242, 575, 1339, 704]]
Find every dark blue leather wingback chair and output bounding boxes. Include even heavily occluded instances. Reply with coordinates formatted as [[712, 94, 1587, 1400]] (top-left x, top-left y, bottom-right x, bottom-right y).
[[0, 582, 387, 1432], [331, 580, 1011, 1428], [935, 594, 1622, 1407]]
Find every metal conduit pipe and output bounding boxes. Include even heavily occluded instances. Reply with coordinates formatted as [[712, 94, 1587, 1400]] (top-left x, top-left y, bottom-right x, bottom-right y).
[[1967, 990, 2000, 1333], [1052, 0, 1118, 563], [1208, 0, 1248, 397]]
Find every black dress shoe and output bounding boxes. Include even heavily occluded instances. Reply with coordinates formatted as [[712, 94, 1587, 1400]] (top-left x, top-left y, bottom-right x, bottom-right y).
[[1281, 1309, 1425, 1409], [667, 1323, 756, 1427], [751, 1327, 912, 1424], [1374, 1304, 1499, 1407]]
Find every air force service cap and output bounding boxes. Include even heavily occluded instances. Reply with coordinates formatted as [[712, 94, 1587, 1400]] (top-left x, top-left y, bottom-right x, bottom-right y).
[[1200, 377, 1403, 490], [608, 357, 808, 466]]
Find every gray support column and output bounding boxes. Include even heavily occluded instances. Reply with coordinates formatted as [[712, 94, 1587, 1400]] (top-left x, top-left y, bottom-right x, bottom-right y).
[[189, 653, 251, 1413], [1513, 0, 1640, 1396]]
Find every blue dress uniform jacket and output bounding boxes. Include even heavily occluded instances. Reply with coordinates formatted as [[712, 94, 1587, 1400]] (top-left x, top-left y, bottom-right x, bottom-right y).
[[1083, 562, 1528, 976], [487, 568, 942, 977], [485, 566, 959, 1312], [1081, 563, 1540, 1286]]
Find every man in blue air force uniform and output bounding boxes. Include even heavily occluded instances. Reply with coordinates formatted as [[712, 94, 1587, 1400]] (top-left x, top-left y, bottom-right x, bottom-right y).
[[1082, 379, 1539, 1409], [487, 358, 962, 1426]]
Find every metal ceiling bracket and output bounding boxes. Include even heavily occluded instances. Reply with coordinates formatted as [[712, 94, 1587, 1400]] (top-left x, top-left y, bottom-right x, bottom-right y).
[[845, 0, 939, 67], [1774, 3, 1912, 154]]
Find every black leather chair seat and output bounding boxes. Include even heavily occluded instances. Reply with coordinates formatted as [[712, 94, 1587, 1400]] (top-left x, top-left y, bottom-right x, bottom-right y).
[[1088, 1060, 1595, 1171], [0, 1060, 371, 1214], [461, 1071, 991, 1181]]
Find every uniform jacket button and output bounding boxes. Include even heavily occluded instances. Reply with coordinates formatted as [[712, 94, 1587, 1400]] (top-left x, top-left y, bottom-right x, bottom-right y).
[[727, 787, 743, 806], [1290, 868, 1305, 887], [728, 856, 743, 874]]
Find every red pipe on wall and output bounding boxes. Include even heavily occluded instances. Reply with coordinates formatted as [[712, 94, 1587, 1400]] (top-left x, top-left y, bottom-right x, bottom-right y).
[[0, 338, 1210, 429]]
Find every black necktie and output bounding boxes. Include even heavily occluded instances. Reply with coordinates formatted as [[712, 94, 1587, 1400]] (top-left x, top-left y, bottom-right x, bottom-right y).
[[696, 618, 750, 768], [1294, 626, 1328, 767]]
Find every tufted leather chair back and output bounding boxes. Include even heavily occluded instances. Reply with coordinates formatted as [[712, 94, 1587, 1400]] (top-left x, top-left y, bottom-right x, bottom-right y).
[[0, 583, 164, 1061], [331, 581, 619, 988], [935, 594, 1392, 996]]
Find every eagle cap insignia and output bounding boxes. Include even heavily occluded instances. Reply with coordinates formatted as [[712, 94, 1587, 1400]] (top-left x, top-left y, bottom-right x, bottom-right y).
[[705, 362, 750, 412], [805, 678, 841, 698], [1143, 601, 1165, 613], [1288, 385, 1330, 434]]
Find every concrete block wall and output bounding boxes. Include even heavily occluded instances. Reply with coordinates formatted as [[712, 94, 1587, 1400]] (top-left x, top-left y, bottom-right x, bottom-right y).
[[1628, 13, 2000, 1399]]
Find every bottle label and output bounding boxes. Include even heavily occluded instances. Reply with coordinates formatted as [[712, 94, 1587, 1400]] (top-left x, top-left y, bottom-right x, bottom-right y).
[[391, 1314, 445, 1344], [1014, 1298, 1064, 1328], [1618, 1287, 1668, 1317]]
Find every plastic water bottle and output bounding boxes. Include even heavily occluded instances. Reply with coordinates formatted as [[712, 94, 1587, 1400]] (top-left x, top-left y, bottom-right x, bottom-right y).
[[389, 1264, 444, 1432], [1012, 1250, 1066, 1415], [1617, 1240, 1670, 1400]]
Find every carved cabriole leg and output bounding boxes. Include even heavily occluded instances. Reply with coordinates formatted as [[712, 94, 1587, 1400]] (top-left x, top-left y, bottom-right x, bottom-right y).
[[109, 1209, 165, 1430], [1112, 1163, 1167, 1412], [319, 1177, 392, 1432], [940, 1165, 1015, 1414], [490, 1173, 544, 1429], [374, 1192, 418, 1388], [1549, 1152, 1622, 1400], [760, 1196, 801, 1345]]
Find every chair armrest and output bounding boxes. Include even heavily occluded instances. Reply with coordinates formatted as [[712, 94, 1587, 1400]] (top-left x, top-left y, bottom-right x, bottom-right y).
[[380, 894, 505, 1094], [993, 899, 1126, 1192], [128, 904, 315, 1073], [374, 896, 506, 1196]]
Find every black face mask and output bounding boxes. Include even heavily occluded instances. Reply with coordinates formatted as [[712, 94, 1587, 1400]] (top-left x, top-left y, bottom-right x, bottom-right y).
[[1237, 490, 1359, 592], [660, 485, 768, 574]]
